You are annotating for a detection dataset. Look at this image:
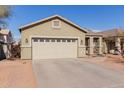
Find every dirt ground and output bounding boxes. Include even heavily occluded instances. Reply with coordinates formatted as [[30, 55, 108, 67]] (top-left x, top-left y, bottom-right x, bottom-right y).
[[0, 59, 37, 88], [88, 54, 124, 71], [0, 55, 124, 88]]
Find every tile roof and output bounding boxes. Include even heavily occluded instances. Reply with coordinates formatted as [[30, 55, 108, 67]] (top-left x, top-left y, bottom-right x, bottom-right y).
[[98, 28, 124, 37]]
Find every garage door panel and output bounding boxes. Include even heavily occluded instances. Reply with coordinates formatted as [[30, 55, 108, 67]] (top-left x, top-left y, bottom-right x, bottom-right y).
[[32, 38, 77, 59]]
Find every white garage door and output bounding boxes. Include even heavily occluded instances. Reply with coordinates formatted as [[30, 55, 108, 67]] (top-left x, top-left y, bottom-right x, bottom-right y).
[[32, 38, 78, 60]]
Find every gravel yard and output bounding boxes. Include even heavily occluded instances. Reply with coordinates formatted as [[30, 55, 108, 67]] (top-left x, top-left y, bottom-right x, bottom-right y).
[[86, 54, 124, 71], [0, 59, 37, 88], [0, 55, 124, 88]]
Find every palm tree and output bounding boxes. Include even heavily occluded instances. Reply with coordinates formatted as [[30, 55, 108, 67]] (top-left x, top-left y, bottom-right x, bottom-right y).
[[0, 5, 11, 29]]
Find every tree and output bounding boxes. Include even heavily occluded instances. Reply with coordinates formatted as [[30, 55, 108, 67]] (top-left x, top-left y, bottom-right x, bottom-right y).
[[0, 5, 11, 29]]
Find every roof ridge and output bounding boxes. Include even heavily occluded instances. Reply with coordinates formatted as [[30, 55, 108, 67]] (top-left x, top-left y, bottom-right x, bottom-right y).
[[19, 14, 88, 33]]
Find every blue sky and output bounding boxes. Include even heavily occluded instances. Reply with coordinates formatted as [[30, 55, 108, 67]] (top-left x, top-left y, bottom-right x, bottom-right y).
[[5, 5, 124, 40]]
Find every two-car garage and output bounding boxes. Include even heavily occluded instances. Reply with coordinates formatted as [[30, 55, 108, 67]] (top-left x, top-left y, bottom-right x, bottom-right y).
[[32, 37, 78, 60]]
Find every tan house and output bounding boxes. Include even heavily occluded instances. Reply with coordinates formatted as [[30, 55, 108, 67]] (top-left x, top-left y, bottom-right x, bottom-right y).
[[19, 15, 88, 60], [19, 15, 124, 60]]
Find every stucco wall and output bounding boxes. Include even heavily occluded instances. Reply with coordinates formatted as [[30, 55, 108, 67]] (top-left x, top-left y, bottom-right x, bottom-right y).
[[21, 18, 86, 59], [21, 47, 31, 59]]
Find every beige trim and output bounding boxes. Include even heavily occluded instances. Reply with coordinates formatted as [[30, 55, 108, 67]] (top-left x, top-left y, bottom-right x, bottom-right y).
[[19, 15, 87, 33]]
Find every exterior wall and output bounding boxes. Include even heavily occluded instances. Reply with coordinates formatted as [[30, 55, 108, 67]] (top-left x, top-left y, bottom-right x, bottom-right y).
[[0, 31, 13, 59], [0, 44, 11, 59], [78, 47, 86, 57], [102, 40, 108, 54], [21, 18, 86, 59], [0, 33, 13, 43], [6, 32, 13, 43], [21, 47, 31, 59], [3, 44, 11, 58]]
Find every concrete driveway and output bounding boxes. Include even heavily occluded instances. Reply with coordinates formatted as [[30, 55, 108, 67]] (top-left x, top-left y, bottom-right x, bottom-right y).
[[32, 58, 124, 88]]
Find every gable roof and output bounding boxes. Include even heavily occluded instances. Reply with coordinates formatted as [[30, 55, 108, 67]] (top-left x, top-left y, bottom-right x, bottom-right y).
[[97, 28, 124, 37], [19, 15, 88, 33]]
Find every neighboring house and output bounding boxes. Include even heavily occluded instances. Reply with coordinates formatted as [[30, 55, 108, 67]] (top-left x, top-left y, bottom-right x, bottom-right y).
[[85, 28, 124, 55], [98, 28, 124, 54], [19, 15, 124, 60], [19, 15, 87, 60], [0, 29, 13, 59]]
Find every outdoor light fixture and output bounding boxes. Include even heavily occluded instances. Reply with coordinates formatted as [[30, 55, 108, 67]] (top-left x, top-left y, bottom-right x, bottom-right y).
[[80, 40, 83, 45]]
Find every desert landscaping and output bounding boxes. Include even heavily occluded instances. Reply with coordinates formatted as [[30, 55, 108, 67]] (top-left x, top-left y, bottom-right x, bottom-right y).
[[0, 55, 124, 87], [0, 59, 37, 88], [88, 54, 124, 71]]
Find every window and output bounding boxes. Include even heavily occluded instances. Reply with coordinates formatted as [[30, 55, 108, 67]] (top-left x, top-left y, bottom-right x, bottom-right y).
[[40, 38, 44, 42], [62, 39, 66, 42], [72, 39, 76, 42], [33, 38, 38, 42], [45, 39, 50, 42], [57, 39, 61, 42], [52, 20, 61, 28], [51, 39, 55, 42], [67, 39, 71, 42]]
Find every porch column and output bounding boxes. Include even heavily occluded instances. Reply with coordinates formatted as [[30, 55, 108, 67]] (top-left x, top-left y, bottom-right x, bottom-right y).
[[115, 37, 121, 52], [99, 37, 103, 54], [89, 37, 94, 55]]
